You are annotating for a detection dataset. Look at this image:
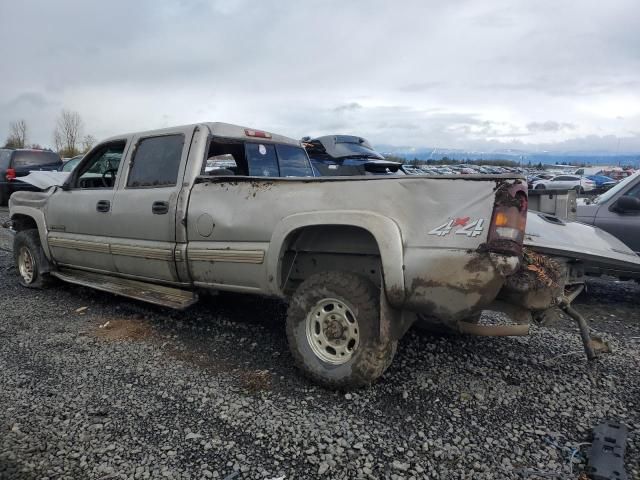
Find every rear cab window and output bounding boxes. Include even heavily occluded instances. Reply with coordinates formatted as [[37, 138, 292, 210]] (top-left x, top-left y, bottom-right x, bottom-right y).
[[246, 143, 279, 176], [276, 144, 313, 177], [204, 138, 313, 178]]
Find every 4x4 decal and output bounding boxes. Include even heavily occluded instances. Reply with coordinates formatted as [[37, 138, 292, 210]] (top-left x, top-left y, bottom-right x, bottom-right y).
[[428, 217, 485, 237]]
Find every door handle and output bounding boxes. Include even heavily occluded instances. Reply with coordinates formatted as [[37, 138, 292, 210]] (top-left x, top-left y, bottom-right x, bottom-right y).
[[152, 201, 169, 215], [96, 200, 110, 213]]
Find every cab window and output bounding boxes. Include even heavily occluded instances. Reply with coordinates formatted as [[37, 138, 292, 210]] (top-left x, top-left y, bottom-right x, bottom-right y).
[[127, 134, 184, 188], [73, 141, 126, 189]]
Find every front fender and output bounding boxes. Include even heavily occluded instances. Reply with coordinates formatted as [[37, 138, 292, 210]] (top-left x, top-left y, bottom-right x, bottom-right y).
[[267, 210, 405, 305], [9, 205, 51, 260]]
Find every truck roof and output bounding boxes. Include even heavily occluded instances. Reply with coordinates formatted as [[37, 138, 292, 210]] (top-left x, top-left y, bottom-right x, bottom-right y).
[[100, 122, 301, 147]]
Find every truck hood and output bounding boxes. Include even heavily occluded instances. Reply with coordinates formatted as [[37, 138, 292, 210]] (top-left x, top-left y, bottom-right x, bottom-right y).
[[16, 171, 70, 189], [524, 211, 640, 273]]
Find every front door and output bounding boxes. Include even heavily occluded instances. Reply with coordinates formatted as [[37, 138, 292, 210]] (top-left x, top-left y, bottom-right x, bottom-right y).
[[46, 140, 129, 272], [108, 130, 193, 283], [594, 182, 640, 254]]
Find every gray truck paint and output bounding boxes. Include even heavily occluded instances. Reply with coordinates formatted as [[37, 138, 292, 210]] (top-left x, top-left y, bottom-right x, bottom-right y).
[[8, 122, 531, 327]]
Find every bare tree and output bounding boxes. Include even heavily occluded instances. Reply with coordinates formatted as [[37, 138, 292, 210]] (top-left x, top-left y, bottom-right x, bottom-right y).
[[82, 134, 97, 153], [53, 110, 83, 157], [53, 129, 64, 153], [4, 119, 28, 148]]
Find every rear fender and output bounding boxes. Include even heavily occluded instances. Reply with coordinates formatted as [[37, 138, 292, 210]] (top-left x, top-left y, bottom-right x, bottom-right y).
[[267, 210, 405, 305]]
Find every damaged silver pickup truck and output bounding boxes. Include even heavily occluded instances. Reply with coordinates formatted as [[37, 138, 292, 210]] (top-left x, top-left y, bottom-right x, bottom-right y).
[[7, 122, 640, 388]]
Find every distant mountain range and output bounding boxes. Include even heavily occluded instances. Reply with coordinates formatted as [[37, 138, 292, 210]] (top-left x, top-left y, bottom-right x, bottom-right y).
[[376, 145, 640, 167]]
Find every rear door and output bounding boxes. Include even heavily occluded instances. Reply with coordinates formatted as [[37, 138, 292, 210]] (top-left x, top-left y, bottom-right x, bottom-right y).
[[550, 175, 570, 189], [108, 128, 194, 283], [186, 140, 313, 291]]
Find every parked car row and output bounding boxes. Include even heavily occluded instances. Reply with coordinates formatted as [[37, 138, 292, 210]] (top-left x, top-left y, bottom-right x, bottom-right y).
[[402, 163, 525, 176]]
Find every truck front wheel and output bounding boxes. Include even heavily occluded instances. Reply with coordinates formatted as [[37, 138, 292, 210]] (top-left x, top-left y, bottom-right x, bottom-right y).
[[286, 271, 397, 389], [13, 229, 52, 288]]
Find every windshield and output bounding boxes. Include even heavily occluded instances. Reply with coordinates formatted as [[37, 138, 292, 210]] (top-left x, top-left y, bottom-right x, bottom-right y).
[[61, 157, 82, 172], [12, 150, 61, 168], [594, 171, 640, 204]]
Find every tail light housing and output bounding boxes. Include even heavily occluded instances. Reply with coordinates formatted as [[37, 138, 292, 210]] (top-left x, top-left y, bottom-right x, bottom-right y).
[[5, 168, 16, 181], [245, 129, 272, 139], [486, 183, 528, 255]]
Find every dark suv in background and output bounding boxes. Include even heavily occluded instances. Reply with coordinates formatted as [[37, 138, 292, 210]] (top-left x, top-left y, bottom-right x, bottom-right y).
[[0, 148, 62, 205]]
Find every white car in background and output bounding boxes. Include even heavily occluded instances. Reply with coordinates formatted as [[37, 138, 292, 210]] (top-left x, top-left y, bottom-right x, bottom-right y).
[[532, 174, 596, 193]]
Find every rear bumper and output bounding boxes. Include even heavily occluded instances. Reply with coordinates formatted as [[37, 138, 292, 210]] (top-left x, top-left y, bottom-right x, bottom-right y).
[[401, 247, 520, 321]]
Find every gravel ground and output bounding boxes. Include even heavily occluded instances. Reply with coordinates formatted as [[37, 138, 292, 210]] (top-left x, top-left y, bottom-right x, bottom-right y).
[[0, 214, 639, 479], [0, 207, 11, 251]]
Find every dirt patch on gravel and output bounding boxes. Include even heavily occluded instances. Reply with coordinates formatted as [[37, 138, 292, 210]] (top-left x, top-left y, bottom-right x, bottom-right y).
[[162, 344, 227, 371], [239, 369, 272, 392], [91, 317, 155, 342]]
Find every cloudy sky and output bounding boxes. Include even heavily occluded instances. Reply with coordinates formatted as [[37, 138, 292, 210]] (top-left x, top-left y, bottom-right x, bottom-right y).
[[1, 0, 640, 152]]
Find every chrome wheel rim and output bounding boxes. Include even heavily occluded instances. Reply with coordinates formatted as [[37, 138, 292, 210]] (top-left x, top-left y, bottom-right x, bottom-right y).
[[18, 246, 35, 284], [306, 298, 360, 365]]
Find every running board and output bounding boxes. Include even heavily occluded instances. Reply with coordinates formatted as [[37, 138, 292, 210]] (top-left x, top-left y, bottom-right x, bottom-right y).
[[52, 269, 198, 310]]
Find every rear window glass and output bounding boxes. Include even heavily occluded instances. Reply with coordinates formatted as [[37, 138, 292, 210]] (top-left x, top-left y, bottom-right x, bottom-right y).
[[276, 145, 313, 177], [127, 135, 184, 187], [246, 143, 279, 177], [311, 136, 384, 160], [12, 151, 61, 167]]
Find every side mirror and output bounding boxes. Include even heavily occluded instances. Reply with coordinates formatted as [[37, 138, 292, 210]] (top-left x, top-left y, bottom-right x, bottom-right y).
[[614, 195, 640, 212], [61, 182, 71, 191]]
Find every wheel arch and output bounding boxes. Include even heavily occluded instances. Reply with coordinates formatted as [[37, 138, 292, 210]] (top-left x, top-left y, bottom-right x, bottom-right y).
[[267, 211, 405, 305], [10, 207, 51, 259]]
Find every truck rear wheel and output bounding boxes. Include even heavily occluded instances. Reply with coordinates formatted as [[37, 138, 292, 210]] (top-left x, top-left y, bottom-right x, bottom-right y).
[[286, 271, 397, 389], [13, 229, 52, 288]]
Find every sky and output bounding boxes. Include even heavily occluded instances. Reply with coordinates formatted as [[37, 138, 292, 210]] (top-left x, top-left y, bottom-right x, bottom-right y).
[[1, 0, 640, 153]]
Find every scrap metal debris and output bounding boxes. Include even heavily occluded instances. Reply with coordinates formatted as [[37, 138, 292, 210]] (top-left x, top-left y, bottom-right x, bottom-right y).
[[586, 420, 629, 480], [522, 248, 562, 289]]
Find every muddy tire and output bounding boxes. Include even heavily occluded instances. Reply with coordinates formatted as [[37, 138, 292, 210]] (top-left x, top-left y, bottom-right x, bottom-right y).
[[286, 271, 397, 389], [13, 229, 52, 288]]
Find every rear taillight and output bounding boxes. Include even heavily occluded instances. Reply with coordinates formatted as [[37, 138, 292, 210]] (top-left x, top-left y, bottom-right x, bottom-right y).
[[5, 168, 16, 181], [487, 184, 528, 255]]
